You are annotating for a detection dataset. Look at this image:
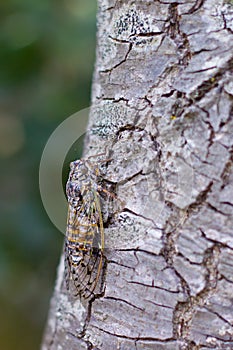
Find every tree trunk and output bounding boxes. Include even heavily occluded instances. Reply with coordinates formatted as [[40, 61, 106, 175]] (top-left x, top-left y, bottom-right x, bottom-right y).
[[42, 1, 233, 349]]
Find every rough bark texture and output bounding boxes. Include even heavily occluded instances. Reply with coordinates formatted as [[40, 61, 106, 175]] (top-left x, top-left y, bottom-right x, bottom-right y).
[[42, 1, 233, 349]]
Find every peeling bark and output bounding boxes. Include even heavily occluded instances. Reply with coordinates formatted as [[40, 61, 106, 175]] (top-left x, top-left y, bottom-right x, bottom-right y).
[[42, 1, 233, 349]]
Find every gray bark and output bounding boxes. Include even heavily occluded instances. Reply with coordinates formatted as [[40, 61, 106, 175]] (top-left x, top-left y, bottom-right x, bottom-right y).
[[42, 1, 233, 349]]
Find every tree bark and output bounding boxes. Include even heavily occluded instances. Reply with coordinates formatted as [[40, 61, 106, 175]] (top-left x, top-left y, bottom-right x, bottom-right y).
[[42, 1, 233, 349]]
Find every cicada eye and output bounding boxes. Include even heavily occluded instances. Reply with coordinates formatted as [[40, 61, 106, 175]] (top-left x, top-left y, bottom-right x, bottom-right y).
[[70, 159, 81, 170], [69, 163, 74, 170]]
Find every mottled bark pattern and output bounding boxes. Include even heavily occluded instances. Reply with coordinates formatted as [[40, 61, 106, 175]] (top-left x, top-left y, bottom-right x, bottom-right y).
[[42, 1, 233, 349]]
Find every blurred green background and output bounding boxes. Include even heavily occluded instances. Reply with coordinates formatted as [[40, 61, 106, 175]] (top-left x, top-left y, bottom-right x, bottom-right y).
[[0, 1, 97, 349]]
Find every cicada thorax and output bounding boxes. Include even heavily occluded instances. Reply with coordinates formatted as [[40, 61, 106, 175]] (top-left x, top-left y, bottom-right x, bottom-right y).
[[65, 159, 105, 299]]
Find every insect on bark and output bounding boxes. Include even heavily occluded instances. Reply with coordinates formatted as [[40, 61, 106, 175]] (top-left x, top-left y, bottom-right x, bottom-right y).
[[64, 158, 106, 299]]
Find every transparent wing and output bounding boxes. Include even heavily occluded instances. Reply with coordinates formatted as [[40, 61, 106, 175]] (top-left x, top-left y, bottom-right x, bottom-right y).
[[64, 190, 105, 299], [64, 241, 104, 299]]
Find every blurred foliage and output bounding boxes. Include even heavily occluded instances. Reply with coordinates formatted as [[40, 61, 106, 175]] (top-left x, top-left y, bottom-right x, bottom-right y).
[[0, 0, 97, 349]]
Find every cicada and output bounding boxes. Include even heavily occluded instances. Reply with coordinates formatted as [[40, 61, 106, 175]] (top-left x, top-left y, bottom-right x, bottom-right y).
[[64, 158, 106, 299]]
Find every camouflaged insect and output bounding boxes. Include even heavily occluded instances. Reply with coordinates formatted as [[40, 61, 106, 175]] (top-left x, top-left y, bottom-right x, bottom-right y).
[[65, 159, 105, 299]]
